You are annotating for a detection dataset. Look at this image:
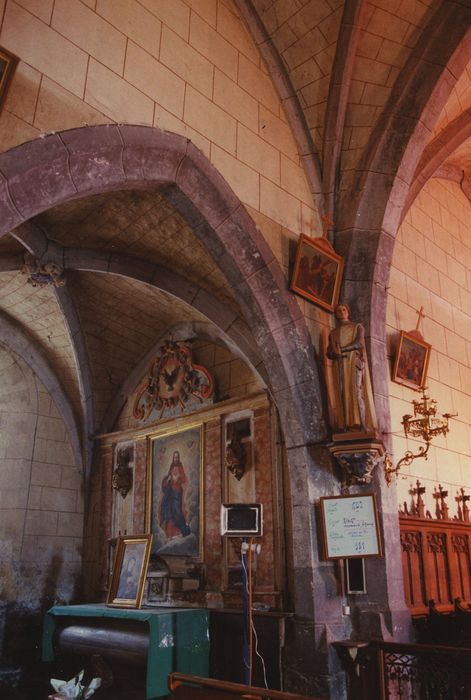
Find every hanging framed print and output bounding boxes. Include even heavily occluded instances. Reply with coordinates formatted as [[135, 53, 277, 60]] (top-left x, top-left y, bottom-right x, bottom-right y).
[[290, 234, 344, 312], [392, 330, 431, 390], [0, 47, 18, 112]]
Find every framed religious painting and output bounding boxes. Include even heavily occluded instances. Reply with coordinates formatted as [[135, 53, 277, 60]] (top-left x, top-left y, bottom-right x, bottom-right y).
[[0, 47, 18, 112], [106, 534, 152, 608], [392, 331, 431, 390], [147, 424, 203, 558], [290, 233, 344, 312]]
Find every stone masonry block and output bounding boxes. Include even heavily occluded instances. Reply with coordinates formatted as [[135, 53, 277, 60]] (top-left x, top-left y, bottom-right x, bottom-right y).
[[85, 59, 154, 125], [213, 69, 258, 132], [41, 487, 77, 512], [260, 177, 301, 233], [184, 85, 237, 154], [120, 124, 188, 187], [52, 0, 126, 73], [176, 141, 240, 230], [96, 0, 161, 58], [0, 134, 77, 223], [0, 171, 22, 237], [160, 25, 213, 98], [237, 124, 280, 185], [211, 145, 259, 211], [2, 1, 88, 97], [190, 12, 237, 82], [31, 462, 62, 487], [25, 510, 58, 536], [57, 511, 83, 537], [124, 41, 185, 118], [139, 0, 190, 39]]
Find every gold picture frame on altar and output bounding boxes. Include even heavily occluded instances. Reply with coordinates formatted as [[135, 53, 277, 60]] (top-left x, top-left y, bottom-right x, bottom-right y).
[[392, 331, 431, 390], [106, 534, 152, 608], [0, 47, 18, 112], [290, 233, 344, 312], [147, 424, 203, 559]]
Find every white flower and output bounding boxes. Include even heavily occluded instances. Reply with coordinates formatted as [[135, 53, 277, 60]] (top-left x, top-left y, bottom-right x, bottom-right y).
[[50, 670, 101, 699]]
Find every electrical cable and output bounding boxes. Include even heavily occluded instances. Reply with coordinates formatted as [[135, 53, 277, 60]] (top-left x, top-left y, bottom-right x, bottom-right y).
[[242, 539, 250, 682], [240, 540, 269, 690], [248, 537, 254, 686], [252, 619, 268, 689]]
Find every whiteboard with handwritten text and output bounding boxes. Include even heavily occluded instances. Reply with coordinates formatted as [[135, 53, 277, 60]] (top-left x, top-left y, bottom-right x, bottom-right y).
[[320, 494, 382, 559]]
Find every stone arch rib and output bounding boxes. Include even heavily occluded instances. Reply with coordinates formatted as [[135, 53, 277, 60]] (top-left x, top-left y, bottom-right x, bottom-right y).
[[323, 0, 366, 225], [334, 1, 471, 432], [233, 0, 324, 213], [339, 1, 471, 238], [404, 110, 471, 218], [0, 310, 81, 468], [13, 222, 95, 481], [0, 124, 325, 449]]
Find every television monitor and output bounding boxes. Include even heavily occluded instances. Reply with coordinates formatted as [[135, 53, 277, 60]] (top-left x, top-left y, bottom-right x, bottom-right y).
[[220, 503, 263, 537]]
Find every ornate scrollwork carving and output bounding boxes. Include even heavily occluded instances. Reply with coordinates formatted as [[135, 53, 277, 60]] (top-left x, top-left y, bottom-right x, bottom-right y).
[[401, 531, 422, 554], [427, 532, 446, 554], [21, 253, 66, 287]]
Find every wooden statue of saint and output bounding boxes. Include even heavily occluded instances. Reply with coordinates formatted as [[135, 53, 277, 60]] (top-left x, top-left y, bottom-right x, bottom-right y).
[[326, 303, 377, 434]]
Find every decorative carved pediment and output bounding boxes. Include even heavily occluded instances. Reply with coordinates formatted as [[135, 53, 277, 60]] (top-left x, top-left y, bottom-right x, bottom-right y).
[[133, 340, 214, 423]]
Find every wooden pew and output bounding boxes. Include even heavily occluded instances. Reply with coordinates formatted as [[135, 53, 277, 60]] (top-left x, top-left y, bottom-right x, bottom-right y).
[[168, 673, 323, 700], [454, 597, 471, 647]]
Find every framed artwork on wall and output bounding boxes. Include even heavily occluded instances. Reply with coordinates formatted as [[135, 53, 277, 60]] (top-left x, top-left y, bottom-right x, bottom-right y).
[[290, 233, 344, 312], [106, 534, 152, 608], [320, 494, 382, 560], [392, 331, 431, 390], [147, 424, 203, 558], [0, 47, 18, 112]]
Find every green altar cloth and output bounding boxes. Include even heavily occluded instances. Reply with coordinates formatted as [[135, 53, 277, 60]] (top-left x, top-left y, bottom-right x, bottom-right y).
[[43, 604, 209, 699]]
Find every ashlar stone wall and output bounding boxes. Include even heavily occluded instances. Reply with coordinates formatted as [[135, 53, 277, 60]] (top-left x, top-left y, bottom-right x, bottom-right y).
[[0, 346, 83, 611], [387, 178, 471, 516], [0, 0, 318, 244]]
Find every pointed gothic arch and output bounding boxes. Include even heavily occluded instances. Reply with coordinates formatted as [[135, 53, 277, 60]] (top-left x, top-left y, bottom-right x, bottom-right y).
[[0, 123, 325, 450]]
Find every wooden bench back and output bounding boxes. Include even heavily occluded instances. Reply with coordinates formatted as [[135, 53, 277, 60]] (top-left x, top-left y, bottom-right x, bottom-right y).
[[168, 672, 323, 700]]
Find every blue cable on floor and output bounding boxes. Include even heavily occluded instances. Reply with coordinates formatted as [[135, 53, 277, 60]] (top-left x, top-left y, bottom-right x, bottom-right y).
[[242, 539, 250, 685]]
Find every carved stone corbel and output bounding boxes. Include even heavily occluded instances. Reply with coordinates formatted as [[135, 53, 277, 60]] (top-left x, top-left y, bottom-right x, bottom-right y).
[[329, 439, 385, 486]]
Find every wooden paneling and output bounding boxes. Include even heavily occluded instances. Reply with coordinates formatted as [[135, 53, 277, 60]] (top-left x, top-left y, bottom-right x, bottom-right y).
[[400, 516, 471, 616]]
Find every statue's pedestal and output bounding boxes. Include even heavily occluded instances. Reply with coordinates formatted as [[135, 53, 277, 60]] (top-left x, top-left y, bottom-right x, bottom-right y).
[[329, 432, 385, 486]]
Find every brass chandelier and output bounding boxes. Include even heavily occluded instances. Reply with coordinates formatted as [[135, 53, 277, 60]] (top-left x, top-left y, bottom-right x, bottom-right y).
[[385, 387, 457, 485]]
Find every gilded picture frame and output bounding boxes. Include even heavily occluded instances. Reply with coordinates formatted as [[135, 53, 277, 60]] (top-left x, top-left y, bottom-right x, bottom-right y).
[[392, 331, 431, 390], [106, 534, 152, 608], [0, 47, 18, 112], [290, 233, 344, 312], [147, 424, 203, 558]]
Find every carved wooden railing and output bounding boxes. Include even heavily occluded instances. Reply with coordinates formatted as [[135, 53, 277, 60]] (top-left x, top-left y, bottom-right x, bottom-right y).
[[400, 482, 471, 617], [334, 641, 471, 700]]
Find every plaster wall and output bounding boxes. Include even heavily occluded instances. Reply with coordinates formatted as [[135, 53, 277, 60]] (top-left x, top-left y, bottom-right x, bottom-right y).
[[0, 0, 318, 244], [0, 346, 83, 610], [387, 178, 471, 516]]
